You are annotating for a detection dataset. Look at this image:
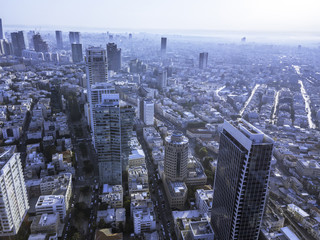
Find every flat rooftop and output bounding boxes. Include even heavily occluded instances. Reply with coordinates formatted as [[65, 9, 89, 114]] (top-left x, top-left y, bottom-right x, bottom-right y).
[[190, 221, 214, 236]]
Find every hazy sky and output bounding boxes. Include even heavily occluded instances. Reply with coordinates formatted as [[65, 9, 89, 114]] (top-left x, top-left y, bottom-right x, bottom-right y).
[[1, 0, 320, 32]]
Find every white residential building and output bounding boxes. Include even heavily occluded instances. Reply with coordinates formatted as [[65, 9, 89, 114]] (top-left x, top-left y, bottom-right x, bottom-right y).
[[35, 195, 66, 221], [0, 146, 29, 236], [195, 189, 213, 218], [143, 99, 154, 126], [133, 209, 156, 235]]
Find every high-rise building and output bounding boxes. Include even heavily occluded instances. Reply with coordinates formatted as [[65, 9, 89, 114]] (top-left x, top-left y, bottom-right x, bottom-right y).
[[85, 47, 108, 87], [143, 99, 154, 126], [199, 52, 208, 69], [163, 131, 189, 209], [161, 37, 167, 54], [0, 146, 29, 237], [71, 43, 83, 63], [69, 31, 80, 44], [0, 39, 12, 56], [157, 70, 167, 90], [90, 83, 134, 184], [27, 31, 35, 49], [164, 131, 189, 182], [11, 31, 26, 56], [55, 30, 63, 49], [33, 33, 49, 53], [86, 48, 133, 185], [0, 18, 3, 39], [107, 43, 121, 72], [211, 120, 274, 240]]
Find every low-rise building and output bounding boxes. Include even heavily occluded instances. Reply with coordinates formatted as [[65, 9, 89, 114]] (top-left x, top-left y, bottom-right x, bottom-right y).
[[35, 195, 66, 221], [195, 189, 213, 218], [164, 180, 187, 210], [100, 184, 123, 208]]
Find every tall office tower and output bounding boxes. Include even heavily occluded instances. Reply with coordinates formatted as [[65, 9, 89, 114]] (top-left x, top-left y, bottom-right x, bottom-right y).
[[27, 31, 35, 49], [106, 43, 121, 72], [55, 30, 63, 49], [85, 47, 108, 88], [0, 39, 12, 55], [143, 98, 154, 126], [0, 18, 3, 39], [0, 146, 29, 237], [69, 31, 80, 44], [71, 43, 83, 63], [90, 83, 134, 184], [211, 120, 274, 240], [161, 37, 167, 55], [157, 70, 167, 90], [199, 52, 208, 69], [33, 33, 49, 53], [164, 131, 189, 181], [11, 31, 26, 56]]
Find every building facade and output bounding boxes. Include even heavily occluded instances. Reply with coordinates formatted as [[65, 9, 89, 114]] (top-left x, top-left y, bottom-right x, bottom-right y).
[[33, 33, 49, 53], [11, 31, 26, 56], [55, 31, 63, 49], [199, 52, 208, 69], [71, 43, 83, 63], [0, 146, 29, 236], [143, 98, 154, 126], [161, 37, 167, 55], [107, 43, 121, 72], [69, 31, 80, 44], [164, 131, 189, 182], [211, 120, 274, 240]]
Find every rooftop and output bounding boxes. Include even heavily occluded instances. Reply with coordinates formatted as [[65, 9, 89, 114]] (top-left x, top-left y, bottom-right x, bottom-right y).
[[190, 221, 214, 236]]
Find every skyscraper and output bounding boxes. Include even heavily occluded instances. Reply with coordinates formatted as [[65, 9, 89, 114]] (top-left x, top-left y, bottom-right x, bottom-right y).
[[55, 30, 63, 49], [85, 47, 108, 87], [11, 31, 26, 56], [0, 18, 3, 39], [199, 52, 208, 69], [71, 43, 83, 63], [157, 70, 167, 90], [33, 33, 49, 53], [69, 31, 80, 44], [0, 146, 29, 237], [27, 31, 35, 49], [86, 47, 134, 184], [164, 131, 189, 182], [163, 131, 189, 209], [0, 39, 12, 56], [143, 98, 154, 126], [107, 43, 121, 72], [161, 37, 167, 55], [90, 83, 134, 184], [211, 120, 274, 240]]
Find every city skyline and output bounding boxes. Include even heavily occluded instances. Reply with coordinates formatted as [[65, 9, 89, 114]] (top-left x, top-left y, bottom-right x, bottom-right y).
[[1, 0, 320, 33]]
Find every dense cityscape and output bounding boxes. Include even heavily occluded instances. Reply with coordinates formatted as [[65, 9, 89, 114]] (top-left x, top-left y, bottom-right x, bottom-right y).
[[0, 6, 320, 240]]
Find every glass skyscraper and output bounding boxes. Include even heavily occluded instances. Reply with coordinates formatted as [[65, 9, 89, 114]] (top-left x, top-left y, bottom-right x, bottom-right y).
[[211, 120, 274, 240]]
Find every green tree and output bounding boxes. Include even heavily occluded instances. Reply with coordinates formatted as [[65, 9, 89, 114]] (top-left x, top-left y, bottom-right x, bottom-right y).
[[199, 147, 208, 159], [98, 219, 108, 229], [71, 232, 82, 240]]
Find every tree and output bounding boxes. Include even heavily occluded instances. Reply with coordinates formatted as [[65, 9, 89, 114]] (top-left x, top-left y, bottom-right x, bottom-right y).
[[199, 147, 208, 159], [71, 232, 82, 240], [98, 219, 108, 229]]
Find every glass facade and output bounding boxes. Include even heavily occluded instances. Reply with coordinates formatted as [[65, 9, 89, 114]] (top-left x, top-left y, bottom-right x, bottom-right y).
[[211, 122, 273, 240]]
